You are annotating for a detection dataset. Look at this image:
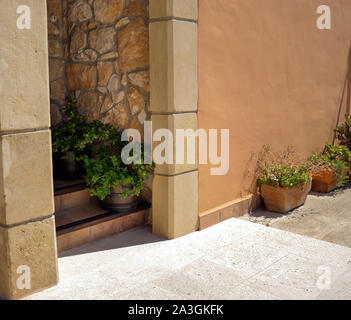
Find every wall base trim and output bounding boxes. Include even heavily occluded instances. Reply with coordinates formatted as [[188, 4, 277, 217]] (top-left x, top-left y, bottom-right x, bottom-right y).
[[199, 194, 263, 230]]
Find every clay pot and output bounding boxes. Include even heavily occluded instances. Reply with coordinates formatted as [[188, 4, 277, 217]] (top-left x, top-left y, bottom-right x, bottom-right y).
[[311, 169, 337, 193], [99, 184, 139, 213], [261, 180, 312, 213]]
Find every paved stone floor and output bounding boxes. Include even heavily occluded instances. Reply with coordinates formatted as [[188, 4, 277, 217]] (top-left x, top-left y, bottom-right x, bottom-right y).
[[27, 218, 351, 300], [241, 185, 351, 248]]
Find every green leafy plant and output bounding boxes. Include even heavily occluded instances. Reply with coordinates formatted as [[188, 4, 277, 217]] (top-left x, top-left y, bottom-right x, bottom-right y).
[[308, 143, 350, 187], [256, 146, 312, 188], [52, 98, 115, 159], [324, 143, 351, 163], [82, 132, 154, 200], [335, 114, 351, 151]]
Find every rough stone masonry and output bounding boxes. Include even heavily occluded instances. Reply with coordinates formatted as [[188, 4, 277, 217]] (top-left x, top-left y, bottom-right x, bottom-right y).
[[47, 0, 150, 136]]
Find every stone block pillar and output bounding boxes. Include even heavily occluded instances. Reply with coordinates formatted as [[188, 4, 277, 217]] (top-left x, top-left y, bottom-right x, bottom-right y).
[[0, 0, 58, 299], [149, 0, 199, 239]]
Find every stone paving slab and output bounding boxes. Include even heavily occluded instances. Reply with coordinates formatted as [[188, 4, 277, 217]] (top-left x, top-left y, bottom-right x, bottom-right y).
[[27, 219, 351, 300], [241, 185, 351, 248]]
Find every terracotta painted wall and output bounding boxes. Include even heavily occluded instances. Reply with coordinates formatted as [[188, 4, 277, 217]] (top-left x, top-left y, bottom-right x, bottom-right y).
[[198, 0, 351, 214]]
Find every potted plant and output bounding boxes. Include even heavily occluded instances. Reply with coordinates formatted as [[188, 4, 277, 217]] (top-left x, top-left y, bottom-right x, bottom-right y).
[[335, 114, 351, 151], [308, 143, 350, 193], [82, 132, 154, 213], [52, 98, 113, 180], [334, 114, 351, 176], [256, 146, 312, 213]]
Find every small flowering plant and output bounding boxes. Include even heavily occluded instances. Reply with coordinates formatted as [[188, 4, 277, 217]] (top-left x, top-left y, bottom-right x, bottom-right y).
[[256, 146, 312, 189], [257, 163, 311, 188]]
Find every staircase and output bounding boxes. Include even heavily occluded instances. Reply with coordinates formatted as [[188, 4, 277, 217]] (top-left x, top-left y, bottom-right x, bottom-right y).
[[54, 179, 151, 253]]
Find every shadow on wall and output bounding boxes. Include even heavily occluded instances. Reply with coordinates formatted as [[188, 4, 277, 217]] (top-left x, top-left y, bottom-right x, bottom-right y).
[[333, 44, 351, 144], [238, 152, 259, 199]]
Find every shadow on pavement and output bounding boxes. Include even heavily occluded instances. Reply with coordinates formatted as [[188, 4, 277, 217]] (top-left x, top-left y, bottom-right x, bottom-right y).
[[59, 226, 166, 258]]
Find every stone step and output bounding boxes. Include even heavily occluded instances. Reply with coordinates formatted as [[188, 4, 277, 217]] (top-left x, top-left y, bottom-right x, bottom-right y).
[[54, 188, 94, 213], [53, 179, 152, 253], [54, 177, 92, 213], [55, 202, 151, 253]]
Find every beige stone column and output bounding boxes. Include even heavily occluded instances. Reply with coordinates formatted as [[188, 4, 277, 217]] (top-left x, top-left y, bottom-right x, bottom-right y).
[[149, 0, 199, 239], [0, 0, 58, 299]]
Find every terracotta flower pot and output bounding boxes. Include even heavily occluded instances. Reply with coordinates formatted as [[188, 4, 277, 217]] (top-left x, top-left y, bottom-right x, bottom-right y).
[[311, 169, 337, 193], [261, 180, 312, 213], [99, 184, 139, 213]]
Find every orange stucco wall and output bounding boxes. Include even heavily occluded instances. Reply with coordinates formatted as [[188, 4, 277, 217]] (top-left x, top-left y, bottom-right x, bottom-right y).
[[198, 0, 351, 214]]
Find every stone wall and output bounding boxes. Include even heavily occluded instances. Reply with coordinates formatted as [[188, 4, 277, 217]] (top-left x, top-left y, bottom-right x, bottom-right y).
[[47, 0, 68, 126], [48, 0, 150, 134]]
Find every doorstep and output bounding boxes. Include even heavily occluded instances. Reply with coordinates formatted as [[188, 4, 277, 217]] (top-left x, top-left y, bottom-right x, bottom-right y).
[[56, 203, 151, 253], [54, 179, 151, 253], [54, 178, 86, 196]]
